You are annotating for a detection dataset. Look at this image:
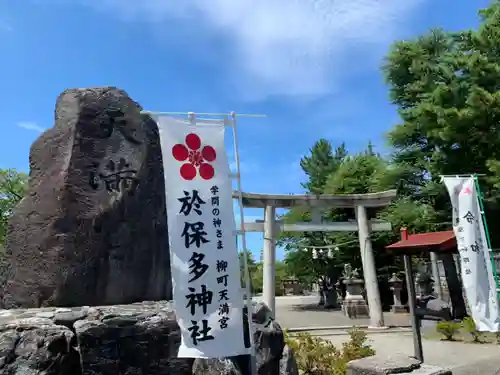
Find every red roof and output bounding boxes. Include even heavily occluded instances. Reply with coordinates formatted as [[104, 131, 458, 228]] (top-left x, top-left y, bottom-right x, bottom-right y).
[[386, 230, 456, 254]]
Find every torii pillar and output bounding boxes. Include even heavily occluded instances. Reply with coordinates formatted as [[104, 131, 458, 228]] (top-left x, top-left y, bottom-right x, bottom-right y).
[[356, 204, 384, 327], [263, 203, 276, 315]]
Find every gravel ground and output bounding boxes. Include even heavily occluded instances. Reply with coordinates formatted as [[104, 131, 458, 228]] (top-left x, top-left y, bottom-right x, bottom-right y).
[[323, 331, 500, 371], [257, 295, 412, 329], [266, 296, 500, 371]]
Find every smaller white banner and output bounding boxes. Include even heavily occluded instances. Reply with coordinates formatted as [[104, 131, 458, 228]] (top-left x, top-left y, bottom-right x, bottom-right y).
[[443, 176, 500, 332], [157, 116, 249, 358]]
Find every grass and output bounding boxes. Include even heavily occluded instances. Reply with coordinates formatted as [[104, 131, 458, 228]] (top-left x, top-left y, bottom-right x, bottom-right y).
[[422, 326, 500, 344]]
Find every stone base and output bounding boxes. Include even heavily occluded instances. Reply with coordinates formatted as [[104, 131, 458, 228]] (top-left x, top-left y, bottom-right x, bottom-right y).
[[0, 301, 299, 375], [347, 355, 452, 375], [391, 305, 407, 314], [343, 299, 369, 319]]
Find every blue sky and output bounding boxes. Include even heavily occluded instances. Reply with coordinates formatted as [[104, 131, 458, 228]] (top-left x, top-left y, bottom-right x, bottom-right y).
[[0, 0, 490, 261]]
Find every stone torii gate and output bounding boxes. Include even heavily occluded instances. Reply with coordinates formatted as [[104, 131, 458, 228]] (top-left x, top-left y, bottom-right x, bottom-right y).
[[233, 190, 397, 328]]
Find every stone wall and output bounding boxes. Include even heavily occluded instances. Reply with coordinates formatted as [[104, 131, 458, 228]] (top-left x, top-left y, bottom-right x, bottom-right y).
[[0, 301, 297, 375]]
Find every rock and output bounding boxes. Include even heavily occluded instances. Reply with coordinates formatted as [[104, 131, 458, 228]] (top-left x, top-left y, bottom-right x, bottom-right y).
[[191, 302, 298, 375], [53, 309, 88, 328], [0, 318, 80, 375], [35, 311, 55, 319], [0, 87, 171, 308], [74, 302, 193, 375], [192, 358, 243, 375], [346, 354, 451, 375], [418, 298, 452, 321], [347, 354, 421, 374], [279, 345, 299, 375], [0, 301, 299, 375], [251, 302, 287, 375]]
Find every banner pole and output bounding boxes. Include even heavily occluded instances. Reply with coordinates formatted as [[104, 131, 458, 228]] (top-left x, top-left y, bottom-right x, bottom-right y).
[[229, 112, 257, 375], [473, 174, 500, 298]]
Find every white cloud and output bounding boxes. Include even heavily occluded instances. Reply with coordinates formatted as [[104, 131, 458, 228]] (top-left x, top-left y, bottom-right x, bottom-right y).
[[75, 0, 426, 98], [16, 122, 45, 132]]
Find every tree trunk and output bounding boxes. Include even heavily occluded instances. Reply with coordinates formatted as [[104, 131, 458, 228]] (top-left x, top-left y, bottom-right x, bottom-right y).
[[318, 279, 325, 305], [440, 253, 467, 320], [324, 288, 338, 308]]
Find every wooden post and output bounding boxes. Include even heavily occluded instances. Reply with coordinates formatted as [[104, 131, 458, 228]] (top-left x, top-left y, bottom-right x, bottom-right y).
[[400, 228, 423, 361]]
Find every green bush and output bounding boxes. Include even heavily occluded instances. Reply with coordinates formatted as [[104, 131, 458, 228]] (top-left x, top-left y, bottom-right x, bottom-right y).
[[284, 327, 375, 375], [436, 320, 461, 341], [462, 317, 482, 343]]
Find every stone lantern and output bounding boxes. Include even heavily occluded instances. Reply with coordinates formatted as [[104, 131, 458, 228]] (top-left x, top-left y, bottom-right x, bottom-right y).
[[342, 264, 369, 318], [415, 271, 435, 307], [388, 273, 405, 313]]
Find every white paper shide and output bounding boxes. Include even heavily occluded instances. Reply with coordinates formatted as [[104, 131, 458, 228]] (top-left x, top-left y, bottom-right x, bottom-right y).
[[443, 176, 500, 332], [157, 116, 248, 358]]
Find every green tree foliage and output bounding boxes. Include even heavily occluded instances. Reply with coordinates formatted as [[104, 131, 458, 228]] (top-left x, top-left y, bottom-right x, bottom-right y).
[[239, 250, 290, 295], [239, 250, 257, 290], [281, 142, 406, 284], [283, 244, 328, 286], [274, 261, 290, 296], [281, 137, 444, 285], [383, 2, 500, 243], [282, 1, 500, 284], [300, 139, 347, 194], [279, 139, 349, 284], [0, 168, 28, 246], [323, 147, 387, 195], [322, 148, 410, 278]]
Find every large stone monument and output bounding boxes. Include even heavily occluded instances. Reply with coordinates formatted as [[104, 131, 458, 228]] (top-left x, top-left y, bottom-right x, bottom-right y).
[[0, 87, 172, 308]]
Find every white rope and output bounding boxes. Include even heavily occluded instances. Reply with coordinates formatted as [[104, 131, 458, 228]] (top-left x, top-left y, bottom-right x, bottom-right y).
[[295, 238, 360, 250]]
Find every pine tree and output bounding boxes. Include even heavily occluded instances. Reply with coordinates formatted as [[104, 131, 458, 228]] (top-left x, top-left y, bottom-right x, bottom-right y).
[[300, 139, 347, 194], [383, 2, 500, 243], [279, 139, 348, 285]]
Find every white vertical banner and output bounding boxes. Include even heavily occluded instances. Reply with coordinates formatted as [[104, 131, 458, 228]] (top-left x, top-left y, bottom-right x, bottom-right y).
[[157, 116, 249, 357], [443, 176, 500, 332]]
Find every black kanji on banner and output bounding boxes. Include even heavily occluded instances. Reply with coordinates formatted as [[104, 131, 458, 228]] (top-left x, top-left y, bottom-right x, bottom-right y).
[[186, 284, 213, 315], [181, 222, 210, 248], [463, 211, 475, 224], [188, 319, 214, 345], [188, 252, 209, 282], [178, 190, 206, 216]]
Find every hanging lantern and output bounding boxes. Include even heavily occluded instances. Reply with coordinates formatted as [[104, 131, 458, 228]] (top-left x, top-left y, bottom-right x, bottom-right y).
[[312, 249, 318, 259]]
